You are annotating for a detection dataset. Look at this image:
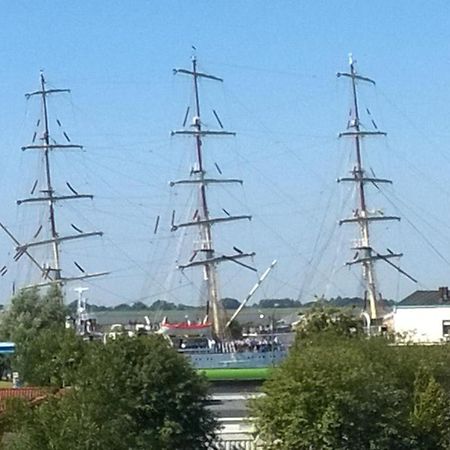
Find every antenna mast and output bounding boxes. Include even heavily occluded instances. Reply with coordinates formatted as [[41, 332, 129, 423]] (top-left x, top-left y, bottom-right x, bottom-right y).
[[18, 72, 109, 290], [172, 56, 254, 340], [337, 56, 401, 321]]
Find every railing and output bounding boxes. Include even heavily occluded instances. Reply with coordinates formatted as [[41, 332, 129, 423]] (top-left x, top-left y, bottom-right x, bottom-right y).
[[214, 440, 257, 449]]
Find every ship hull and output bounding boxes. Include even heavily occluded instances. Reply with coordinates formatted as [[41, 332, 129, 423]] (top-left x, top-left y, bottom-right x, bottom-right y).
[[185, 348, 287, 369]]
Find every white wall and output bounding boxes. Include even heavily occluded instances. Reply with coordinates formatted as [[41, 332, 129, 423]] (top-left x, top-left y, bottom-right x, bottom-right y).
[[393, 306, 450, 343]]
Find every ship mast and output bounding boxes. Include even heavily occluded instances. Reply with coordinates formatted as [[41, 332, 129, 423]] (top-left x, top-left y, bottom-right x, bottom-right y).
[[337, 56, 402, 321], [172, 56, 254, 340], [17, 72, 108, 289]]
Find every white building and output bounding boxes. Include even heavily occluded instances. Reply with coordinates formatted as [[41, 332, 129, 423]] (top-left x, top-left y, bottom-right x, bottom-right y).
[[392, 287, 450, 343]]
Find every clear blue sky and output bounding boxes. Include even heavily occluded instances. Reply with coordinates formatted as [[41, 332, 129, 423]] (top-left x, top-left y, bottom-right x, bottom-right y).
[[0, 1, 449, 306]]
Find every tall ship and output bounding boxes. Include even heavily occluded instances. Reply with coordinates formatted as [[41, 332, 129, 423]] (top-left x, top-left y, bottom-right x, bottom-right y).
[[336, 55, 416, 330], [158, 56, 287, 371]]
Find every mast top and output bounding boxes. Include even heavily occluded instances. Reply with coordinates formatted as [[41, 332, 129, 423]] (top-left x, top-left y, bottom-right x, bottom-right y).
[[26, 71, 71, 99], [337, 54, 376, 85], [349, 53, 354, 66], [174, 54, 224, 83]]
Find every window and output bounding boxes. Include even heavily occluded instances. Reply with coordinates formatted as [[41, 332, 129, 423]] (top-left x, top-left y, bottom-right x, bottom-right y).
[[442, 320, 450, 337]]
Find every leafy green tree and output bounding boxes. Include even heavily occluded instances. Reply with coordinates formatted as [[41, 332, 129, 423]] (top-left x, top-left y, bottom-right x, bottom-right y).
[[220, 297, 241, 309], [410, 366, 450, 449], [295, 307, 362, 339], [0, 285, 67, 343], [0, 285, 70, 384], [6, 335, 217, 450], [253, 313, 450, 450], [14, 327, 86, 387], [228, 319, 243, 339], [149, 299, 178, 311]]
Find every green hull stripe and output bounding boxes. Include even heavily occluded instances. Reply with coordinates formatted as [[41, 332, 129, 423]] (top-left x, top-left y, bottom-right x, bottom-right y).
[[199, 367, 271, 381]]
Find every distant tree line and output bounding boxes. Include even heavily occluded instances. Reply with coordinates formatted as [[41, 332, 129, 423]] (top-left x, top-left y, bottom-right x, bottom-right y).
[[66, 295, 395, 314]]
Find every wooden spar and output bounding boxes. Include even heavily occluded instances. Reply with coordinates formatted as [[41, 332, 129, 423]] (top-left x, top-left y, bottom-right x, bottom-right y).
[[16, 231, 104, 251], [153, 215, 160, 234], [171, 214, 251, 231], [0, 221, 54, 280], [212, 109, 224, 129], [17, 194, 93, 205], [66, 182, 79, 195], [170, 178, 242, 186], [71, 224, 84, 233], [178, 252, 255, 270], [22, 271, 110, 289], [225, 260, 278, 329]]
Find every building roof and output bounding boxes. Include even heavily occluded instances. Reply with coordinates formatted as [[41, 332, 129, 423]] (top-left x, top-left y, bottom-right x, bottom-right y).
[[0, 387, 51, 412], [399, 288, 450, 307]]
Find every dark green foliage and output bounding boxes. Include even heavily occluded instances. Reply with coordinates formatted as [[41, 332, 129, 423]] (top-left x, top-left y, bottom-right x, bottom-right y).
[[295, 307, 363, 340], [147, 300, 196, 311], [220, 297, 241, 309], [61, 295, 397, 313], [14, 328, 86, 387], [258, 298, 301, 308], [253, 312, 450, 450], [114, 301, 151, 311], [66, 300, 109, 315], [228, 319, 243, 339], [409, 366, 450, 449], [148, 299, 178, 311], [0, 355, 11, 379], [5, 336, 216, 450]]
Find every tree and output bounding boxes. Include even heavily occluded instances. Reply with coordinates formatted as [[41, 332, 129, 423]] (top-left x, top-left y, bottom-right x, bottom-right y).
[[6, 335, 217, 450], [228, 319, 243, 339], [149, 299, 177, 311], [295, 307, 362, 339], [252, 312, 450, 450], [220, 297, 241, 309], [14, 327, 86, 387], [410, 366, 450, 449], [0, 285, 66, 342], [258, 298, 300, 308], [0, 285, 71, 384]]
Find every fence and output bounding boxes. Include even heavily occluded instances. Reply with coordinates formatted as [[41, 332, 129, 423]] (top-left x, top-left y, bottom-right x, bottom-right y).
[[212, 417, 262, 450]]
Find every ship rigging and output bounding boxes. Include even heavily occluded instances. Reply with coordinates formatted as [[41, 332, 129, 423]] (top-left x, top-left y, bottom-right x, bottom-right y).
[[170, 56, 256, 340], [2, 72, 108, 291], [337, 55, 416, 323]]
